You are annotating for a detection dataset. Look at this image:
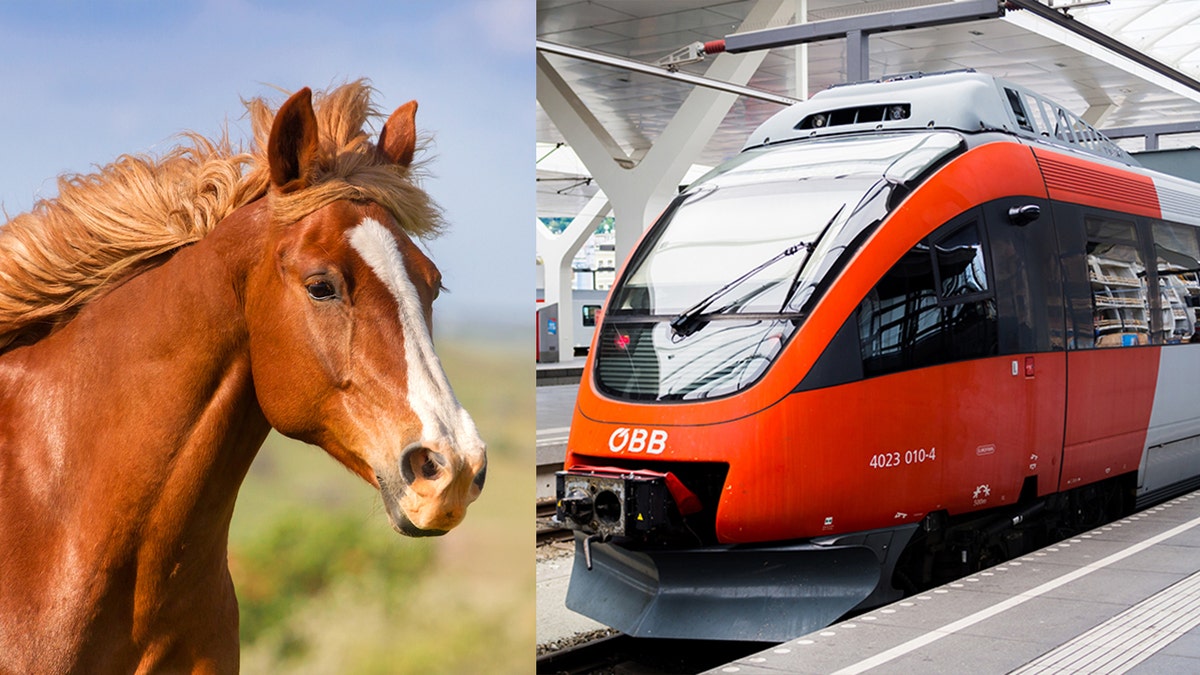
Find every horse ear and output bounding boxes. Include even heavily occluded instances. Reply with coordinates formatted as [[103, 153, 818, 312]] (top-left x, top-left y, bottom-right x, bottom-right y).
[[379, 100, 418, 167], [268, 87, 319, 193]]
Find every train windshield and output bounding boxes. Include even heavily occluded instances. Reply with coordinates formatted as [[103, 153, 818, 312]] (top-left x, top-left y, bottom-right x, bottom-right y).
[[597, 132, 963, 401]]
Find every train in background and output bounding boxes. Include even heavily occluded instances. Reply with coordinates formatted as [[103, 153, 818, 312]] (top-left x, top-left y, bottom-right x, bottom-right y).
[[568, 289, 607, 356], [535, 289, 607, 363], [554, 70, 1200, 642]]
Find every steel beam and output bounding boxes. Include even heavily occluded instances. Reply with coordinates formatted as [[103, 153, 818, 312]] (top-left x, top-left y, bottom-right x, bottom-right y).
[[537, 0, 794, 269], [535, 40, 799, 107], [1005, 0, 1200, 95], [1103, 121, 1200, 152], [723, 0, 1003, 52], [1103, 121, 1200, 139], [846, 29, 870, 83]]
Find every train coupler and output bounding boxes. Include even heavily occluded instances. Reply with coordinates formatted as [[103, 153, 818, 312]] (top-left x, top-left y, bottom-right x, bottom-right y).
[[555, 465, 701, 544]]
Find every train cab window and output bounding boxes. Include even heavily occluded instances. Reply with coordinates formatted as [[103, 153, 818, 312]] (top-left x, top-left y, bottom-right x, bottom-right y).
[[1086, 217, 1150, 347], [1151, 221, 1200, 343], [859, 218, 997, 376]]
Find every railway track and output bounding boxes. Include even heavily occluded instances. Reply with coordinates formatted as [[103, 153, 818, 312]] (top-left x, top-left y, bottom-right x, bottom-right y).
[[536, 421, 570, 545], [537, 499, 572, 546], [536, 633, 766, 674]]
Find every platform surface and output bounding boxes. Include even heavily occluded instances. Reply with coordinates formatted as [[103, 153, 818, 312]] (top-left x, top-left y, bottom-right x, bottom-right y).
[[708, 490, 1200, 674], [536, 355, 586, 386]]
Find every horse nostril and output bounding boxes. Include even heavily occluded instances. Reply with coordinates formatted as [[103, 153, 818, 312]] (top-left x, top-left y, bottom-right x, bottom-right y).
[[473, 459, 487, 491], [400, 445, 447, 486], [421, 458, 439, 480]]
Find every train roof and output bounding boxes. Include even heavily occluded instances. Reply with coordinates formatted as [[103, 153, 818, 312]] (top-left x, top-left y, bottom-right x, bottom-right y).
[[744, 70, 1135, 166]]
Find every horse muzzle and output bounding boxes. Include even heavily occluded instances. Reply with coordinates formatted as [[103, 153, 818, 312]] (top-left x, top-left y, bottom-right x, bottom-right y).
[[377, 439, 486, 537], [393, 512, 449, 538]]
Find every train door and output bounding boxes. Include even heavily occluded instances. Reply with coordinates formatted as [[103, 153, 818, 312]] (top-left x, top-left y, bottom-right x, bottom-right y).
[[851, 199, 1066, 514], [981, 196, 1068, 501], [1138, 220, 1200, 505], [1055, 205, 1158, 491]]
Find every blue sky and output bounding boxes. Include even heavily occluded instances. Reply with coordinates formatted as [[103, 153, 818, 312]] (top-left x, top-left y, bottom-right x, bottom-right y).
[[0, 1, 532, 329]]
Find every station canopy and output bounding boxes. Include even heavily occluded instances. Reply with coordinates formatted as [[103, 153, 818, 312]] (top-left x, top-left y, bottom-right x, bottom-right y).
[[536, 0, 1200, 220]]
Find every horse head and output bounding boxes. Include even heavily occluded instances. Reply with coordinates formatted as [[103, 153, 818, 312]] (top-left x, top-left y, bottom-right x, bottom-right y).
[[244, 88, 485, 537]]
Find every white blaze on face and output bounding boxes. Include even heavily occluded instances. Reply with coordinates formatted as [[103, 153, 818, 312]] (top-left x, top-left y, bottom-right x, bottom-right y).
[[347, 218, 483, 463]]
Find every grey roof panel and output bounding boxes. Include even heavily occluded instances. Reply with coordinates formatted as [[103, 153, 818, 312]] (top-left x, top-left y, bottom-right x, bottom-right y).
[[743, 70, 1134, 165]]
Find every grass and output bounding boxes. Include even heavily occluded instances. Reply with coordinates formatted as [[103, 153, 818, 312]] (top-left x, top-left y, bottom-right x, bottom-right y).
[[229, 334, 533, 673]]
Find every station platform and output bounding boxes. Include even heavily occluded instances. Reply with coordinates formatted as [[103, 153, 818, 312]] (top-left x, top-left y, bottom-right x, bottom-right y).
[[536, 355, 586, 386], [537, 355, 588, 386], [709, 490, 1200, 674]]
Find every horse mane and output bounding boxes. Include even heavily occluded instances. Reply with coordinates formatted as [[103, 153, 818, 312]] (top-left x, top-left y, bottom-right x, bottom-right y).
[[0, 79, 442, 352]]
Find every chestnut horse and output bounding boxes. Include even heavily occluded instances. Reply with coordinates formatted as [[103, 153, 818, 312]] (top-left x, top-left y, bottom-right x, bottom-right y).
[[0, 82, 486, 672]]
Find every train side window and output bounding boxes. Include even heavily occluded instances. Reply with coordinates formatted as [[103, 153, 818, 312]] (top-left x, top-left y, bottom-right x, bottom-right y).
[[581, 304, 601, 327], [859, 243, 938, 375], [1151, 221, 1200, 343], [934, 221, 990, 299], [860, 218, 997, 376], [1086, 216, 1150, 347]]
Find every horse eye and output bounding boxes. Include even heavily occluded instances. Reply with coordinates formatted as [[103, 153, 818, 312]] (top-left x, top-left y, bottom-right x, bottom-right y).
[[306, 280, 338, 301]]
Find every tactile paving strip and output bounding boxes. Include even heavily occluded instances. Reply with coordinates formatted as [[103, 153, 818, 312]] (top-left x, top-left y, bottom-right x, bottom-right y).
[[1011, 569, 1200, 674]]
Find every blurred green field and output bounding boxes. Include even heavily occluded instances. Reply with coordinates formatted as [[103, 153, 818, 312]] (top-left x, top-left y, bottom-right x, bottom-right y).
[[229, 334, 533, 674]]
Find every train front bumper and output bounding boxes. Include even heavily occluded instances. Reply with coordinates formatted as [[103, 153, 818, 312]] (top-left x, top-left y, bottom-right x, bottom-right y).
[[564, 524, 917, 642]]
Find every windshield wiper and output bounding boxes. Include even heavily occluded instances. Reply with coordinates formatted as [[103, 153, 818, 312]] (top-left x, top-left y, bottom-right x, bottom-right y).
[[779, 203, 847, 312], [670, 240, 814, 338]]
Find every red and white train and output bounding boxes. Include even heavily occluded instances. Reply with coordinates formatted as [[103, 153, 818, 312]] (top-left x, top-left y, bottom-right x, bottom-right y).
[[555, 70, 1200, 641]]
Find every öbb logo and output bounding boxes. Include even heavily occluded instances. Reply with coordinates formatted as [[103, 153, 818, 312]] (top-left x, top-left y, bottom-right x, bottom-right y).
[[608, 427, 668, 455]]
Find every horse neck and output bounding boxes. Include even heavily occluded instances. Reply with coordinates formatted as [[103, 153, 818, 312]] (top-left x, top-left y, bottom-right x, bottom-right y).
[[4, 201, 272, 561]]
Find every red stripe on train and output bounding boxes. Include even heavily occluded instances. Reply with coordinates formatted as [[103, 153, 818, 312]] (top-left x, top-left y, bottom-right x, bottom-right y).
[[1035, 150, 1161, 218]]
